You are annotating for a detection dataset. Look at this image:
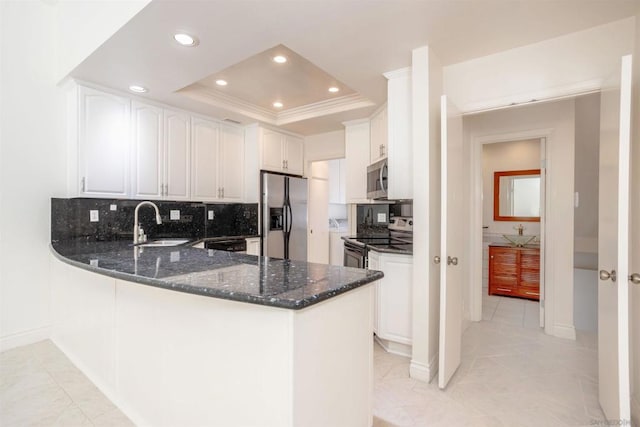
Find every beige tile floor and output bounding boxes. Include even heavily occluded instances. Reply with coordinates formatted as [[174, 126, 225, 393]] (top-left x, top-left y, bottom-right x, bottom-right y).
[[2, 295, 601, 427]]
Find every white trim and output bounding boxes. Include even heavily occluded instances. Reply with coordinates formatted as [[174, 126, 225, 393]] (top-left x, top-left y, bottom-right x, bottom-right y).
[[383, 67, 411, 80], [410, 353, 438, 382], [470, 129, 554, 332], [551, 323, 577, 340], [277, 94, 375, 125], [374, 335, 412, 358], [0, 326, 52, 353], [460, 79, 603, 115]]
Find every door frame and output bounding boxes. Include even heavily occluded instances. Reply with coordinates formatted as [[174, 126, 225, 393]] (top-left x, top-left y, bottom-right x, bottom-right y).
[[469, 128, 552, 331]]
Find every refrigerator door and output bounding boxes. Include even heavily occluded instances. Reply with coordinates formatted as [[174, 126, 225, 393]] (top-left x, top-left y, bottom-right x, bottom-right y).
[[287, 176, 308, 261], [262, 173, 285, 259]]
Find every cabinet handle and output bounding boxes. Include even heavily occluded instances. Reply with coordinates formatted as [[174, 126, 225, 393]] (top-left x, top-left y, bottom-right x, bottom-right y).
[[283, 160, 286, 169], [165, 184, 169, 196], [217, 188, 221, 198], [496, 288, 512, 292], [221, 187, 224, 199], [524, 291, 539, 296], [81, 177, 85, 192], [285, 160, 288, 169]]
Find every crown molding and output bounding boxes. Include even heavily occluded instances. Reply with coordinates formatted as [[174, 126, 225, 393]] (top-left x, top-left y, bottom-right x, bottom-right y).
[[178, 84, 278, 124], [276, 94, 375, 125], [177, 84, 374, 127], [383, 67, 411, 80]]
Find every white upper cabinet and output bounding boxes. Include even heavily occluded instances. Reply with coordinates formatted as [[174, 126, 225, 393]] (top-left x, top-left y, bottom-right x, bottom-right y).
[[218, 124, 244, 202], [258, 127, 304, 175], [132, 103, 191, 201], [384, 67, 413, 200], [191, 118, 220, 201], [164, 109, 191, 201], [131, 101, 163, 199], [328, 158, 346, 204], [369, 105, 388, 163], [344, 119, 371, 203], [78, 86, 130, 197], [283, 134, 304, 175], [191, 118, 244, 202]]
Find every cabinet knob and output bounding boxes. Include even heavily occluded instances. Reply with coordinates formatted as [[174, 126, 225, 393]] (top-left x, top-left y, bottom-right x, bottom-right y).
[[433, 256, 441, 264], [630, 273, 640, 285], [447, 256, 459, 266], [599, 269, 617, 282]]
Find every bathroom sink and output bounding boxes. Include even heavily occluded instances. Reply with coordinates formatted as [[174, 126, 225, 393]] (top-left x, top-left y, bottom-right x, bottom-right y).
[[136, 238, 191, 248], [502, 234, 536, 247]]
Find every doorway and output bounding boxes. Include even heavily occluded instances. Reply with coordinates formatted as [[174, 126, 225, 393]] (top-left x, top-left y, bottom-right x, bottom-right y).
[[480, 138, 545, 328]]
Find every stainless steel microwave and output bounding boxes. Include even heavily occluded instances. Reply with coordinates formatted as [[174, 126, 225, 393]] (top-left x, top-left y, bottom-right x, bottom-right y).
[[366, 158, 388, 200]]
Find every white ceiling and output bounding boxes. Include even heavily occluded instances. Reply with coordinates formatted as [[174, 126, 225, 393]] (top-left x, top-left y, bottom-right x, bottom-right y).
[[69, 0, 638, 135]]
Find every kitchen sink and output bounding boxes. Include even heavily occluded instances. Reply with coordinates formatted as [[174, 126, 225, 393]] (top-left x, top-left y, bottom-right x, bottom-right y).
[[136, 238, 191, 248], [502, 234, 537, 247]]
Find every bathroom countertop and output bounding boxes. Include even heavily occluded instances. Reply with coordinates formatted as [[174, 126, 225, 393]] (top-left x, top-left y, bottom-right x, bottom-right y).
[[51, 240, 383, 310], [488, 242, 540, 249]]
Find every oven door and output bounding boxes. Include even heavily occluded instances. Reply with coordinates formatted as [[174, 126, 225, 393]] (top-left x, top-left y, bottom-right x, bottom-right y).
[[344, 245, 366, 269]]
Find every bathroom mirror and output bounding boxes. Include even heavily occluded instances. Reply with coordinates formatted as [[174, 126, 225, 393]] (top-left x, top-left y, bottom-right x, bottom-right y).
[[494, 169, 541, 222]]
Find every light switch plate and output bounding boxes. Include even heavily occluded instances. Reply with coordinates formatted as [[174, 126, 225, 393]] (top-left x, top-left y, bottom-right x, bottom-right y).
[[208, 210, 214, 220], [170, 210, 180, 220], [110, 204, 117, 211], [90, 259, 99, 267], [377, 213, 386, 223], [89, 210, 99, 222], [170, 251, 180, 262]]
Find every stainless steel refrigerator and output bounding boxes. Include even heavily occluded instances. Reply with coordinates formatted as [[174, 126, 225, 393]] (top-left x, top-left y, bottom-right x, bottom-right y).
[[261, 172, 308, 261]]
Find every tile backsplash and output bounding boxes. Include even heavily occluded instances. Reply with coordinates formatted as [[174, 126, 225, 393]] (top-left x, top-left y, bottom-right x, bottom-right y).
[[51, 198, 258, 243]]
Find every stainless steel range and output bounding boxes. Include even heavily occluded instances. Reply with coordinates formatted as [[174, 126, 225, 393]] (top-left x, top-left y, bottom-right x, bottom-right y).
[[343, 216, 413, 268]]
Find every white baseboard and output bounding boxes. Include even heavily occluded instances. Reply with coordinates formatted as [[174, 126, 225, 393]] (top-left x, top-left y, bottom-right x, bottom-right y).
[[410, 353, 438, 383], [0, 326, 51, 353], [374, 335, 412, 358], [552, 323, 577, 340]]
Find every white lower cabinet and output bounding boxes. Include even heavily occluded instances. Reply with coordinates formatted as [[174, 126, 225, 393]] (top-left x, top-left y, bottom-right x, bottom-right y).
[[368, 249, 413, 356], [245, 237, 261, 256]]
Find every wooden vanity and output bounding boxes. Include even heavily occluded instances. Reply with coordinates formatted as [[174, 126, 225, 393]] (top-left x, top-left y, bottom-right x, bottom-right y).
[[488, 244, 540, 300]]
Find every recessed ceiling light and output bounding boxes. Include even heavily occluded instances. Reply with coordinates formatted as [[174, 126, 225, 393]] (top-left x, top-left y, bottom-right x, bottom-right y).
[[273, 101, 283, 108], [215, 79, 228, 86], [129, 85, 148, 93], [328, 87, 340, 93], [273, 55, 287, 64], [173, 33, 199, 47]]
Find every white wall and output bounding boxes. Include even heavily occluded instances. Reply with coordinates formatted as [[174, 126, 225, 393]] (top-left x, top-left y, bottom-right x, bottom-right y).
[[630, 6, 640, 425], [409, 46, 442, 382], [55, 0, 150, 82], [0, 0, 145, 351], [573, 93, 601, 254], [481, 139, 541, 236], [0, 1, 66, 350], [444, 17, 635, 113], [304, 129, 345, 177], [465, 99, 576, 339]]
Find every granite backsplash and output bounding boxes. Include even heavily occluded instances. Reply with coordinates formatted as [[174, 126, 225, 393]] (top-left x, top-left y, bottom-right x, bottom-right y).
[[51, 198, 258, 243]]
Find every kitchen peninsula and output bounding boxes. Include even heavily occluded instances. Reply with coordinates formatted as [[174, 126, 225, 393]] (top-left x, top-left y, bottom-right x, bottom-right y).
[[50, 241, 382, 427]]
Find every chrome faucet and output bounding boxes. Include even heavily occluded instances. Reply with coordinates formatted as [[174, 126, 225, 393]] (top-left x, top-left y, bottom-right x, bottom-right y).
[[133, 201, 162, 244], [515, 224, 524, 236]]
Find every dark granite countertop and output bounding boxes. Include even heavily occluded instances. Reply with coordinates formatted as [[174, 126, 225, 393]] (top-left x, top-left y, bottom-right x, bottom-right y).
[[51, 240, 383, 310]]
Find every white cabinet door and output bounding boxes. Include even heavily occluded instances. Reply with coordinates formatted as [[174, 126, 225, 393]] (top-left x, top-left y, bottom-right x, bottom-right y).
[[386, 68, 413, 200], [284, 135, 304, 175], [375, 251, 413, 345], [344, 120, 371, 203], [131, 101, 163, 199], [164, 109, 190, 201], [191, 118, 220, 201], [308, 162, 329, 264], [369, 106, 387, 163], [219, 125, 244, 202], [78, 86, 130, 197], [367, 251, 381, 334], [328, 159, 346, 204], [261, 129, 284, 172]]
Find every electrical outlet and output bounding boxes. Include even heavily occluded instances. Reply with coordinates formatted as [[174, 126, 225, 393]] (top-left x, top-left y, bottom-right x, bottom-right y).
[[170, 210, 180, 220], [377, 213, 386, 223], [90, 259, 99, 267], [90, 210, 99, 222], [208, 210, 214, 220], [110, 204, 117, 211], [170, 251, 180, 262]]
